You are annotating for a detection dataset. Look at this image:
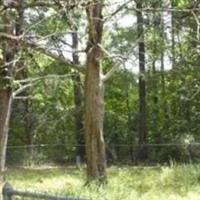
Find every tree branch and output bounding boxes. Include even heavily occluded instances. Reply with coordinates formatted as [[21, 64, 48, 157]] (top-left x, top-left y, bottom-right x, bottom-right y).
[[13, 96, 35, 100], [0, 1, 76, 10], [0, 33, 85, 73], [105, 0, 133, 21], [13, 83, 32, 97], [14, 74, 74, 84], [25, 40, 85, 73], [99, 31, 144, 81], [98, 44, 126, 82]]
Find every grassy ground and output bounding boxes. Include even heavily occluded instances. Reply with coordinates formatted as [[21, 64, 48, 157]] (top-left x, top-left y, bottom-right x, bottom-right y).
[[3, 163, 200, 200]]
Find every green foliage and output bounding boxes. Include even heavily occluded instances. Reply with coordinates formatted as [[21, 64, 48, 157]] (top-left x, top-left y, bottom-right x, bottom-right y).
[[6, 0, 200, 165]]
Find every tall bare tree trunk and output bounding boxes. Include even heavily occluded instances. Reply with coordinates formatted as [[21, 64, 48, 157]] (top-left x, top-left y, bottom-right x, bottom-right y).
[[171, 0, 175, 68], [160, 11, 168, 125], [24, 97, 34, 156], [0, 90, 12, 179], [85, 1, 107, 183], [0, 13, 16, 180], [136, 0, 147, 161], [71, 28, 85, 165], [0, 2, 23, 179]]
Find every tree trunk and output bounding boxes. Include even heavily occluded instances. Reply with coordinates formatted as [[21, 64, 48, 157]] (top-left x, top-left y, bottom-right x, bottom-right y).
[[24, 99, 35, 157], [73, 73, 85, 164], [71, 29, 85, 165], [0, 19, 15, 180], [124, 70, 134, 162], [0, 90, 12, 179], [160, 12, 168, 123], [85, 1, 107, 183], [0, 3, 23, 179], [136, 0, 147, 161], [171, 0, 175, 68]]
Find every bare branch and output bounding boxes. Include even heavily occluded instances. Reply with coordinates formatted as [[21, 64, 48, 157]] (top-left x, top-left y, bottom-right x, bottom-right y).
[[13, 83, 32, 97], [13, 96, 35, 100], [105, 0, 133, 21], [14, 74, 74, 84], [99, 35, 141, 81], [25, 41, 85, 73], [98, 44, 125, 82], [0, 32, 23, 40], [0, 33, 85, 73], [0, 59, 20, 69], [1, 1, 74, 10]]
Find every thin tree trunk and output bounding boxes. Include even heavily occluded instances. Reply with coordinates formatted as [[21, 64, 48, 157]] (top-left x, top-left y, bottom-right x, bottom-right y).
[[124, 70, 134, 162], [160, 9, 168, 129], [85, 1, 107, 183], [0, 90, 12, 179], [171, 0, 175, 68], [161, 35, 166, 116], [160, 41, 165, 99], [0, 15, 16, 180], [136, 0, 147, 161], [24, 99, 35, 157], [0, 2, 23, 179], [71, 29, 85, 165]]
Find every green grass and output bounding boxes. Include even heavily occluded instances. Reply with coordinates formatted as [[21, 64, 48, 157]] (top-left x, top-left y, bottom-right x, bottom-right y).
[[3, 164, 200, 200]]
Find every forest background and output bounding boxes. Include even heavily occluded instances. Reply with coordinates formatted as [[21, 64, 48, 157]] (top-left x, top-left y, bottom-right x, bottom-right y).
[[0, 0, 200, 183]]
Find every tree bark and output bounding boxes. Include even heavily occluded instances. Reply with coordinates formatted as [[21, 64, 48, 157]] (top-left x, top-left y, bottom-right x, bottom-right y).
[[136, 0, 147, 161], [0, 2, 23, 179], [0, 16, 15, 180], [171, 0, 175, 68], [0, 89, 12, 179], [71, 29, 85, 164], [85, 1, 107, 183]]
